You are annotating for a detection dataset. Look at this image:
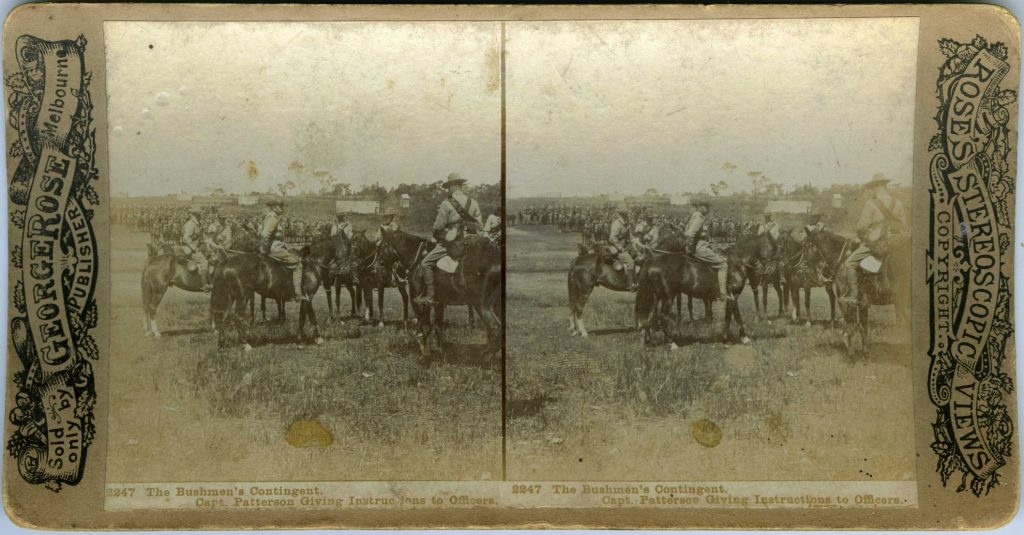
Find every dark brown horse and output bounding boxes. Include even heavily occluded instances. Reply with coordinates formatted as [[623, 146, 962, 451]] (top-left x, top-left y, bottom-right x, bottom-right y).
[[779, 230, 837, 326], [566, 241, 643, 337], [410, 234, 502, 363], [361, 231, 412, 327], [804, 229, 910, 354], [635, 250, 749, 348], [380, 229, 475, 327], [211, 247, 326, 349], [731, 233, 783, 318], [141, 243, 211, 337], [323, 231, 362, 319]]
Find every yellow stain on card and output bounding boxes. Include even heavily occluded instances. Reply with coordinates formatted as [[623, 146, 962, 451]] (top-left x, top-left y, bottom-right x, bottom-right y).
[[690, 418, 722, 448], [286, 418, 333, 448], [247, 160, 259, 179]]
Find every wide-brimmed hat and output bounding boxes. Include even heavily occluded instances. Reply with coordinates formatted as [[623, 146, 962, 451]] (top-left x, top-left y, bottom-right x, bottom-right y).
[[443, 172, 468, 188], [864, 173, 891, 191]]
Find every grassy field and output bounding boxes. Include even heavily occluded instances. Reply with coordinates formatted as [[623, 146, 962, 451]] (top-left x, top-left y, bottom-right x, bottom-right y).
[[107, 226, 501, 482], [506, 225, 916, 482]]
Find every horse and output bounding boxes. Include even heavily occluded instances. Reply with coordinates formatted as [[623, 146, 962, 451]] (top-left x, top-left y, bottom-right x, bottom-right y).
[[804, 229, 910, 354], [779, 230, 837, 326], [380, 228, 475, 327], [141, 242, 214, 337], [364, 232, 413, 327], [409, 234, 502, 364], [635, 250, 749, 348], [729, 233, 783, 318], [211, 247, 326, 349], [348, 229, 391, 325], [566, 240, 644, 337], [323, 255, 361, 320]]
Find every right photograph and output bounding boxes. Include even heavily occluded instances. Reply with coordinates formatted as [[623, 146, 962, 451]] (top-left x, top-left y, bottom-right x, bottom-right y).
[[505, 18, 918, 484]]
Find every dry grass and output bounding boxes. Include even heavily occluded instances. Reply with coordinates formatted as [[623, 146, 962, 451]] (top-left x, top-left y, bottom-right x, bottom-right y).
[[505, 226, 916, 482], [107, 226, 501, 482]]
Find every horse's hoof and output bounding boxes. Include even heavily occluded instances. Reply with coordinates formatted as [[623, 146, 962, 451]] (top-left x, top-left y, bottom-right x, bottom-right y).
[[804, 321, 811, 328], [315, 337, 324, 345], [243, 343, 253, 352], [740, 336, 751, 345]]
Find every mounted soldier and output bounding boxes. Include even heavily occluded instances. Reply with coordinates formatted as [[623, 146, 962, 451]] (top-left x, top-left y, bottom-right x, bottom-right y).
[[681, 200, 729, 300], [482, 206, 502, 242], [330, 209, 354, 240], [182, 206, 211, 292], [417, 172, 483, 305], [805, 213, 826, 234], [840, 173, 907, 304], [608, 205, 637, 291], [259, 199, 303, 302]]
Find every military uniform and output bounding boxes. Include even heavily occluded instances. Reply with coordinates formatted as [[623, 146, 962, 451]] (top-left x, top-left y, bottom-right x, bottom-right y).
[[482, 213, 501, 241], [181, 213, 210, 289], [842, 179, 907, 302], [609, 213, 637, 290], [330, 218, 354, 240], [757, 219, 780, 241], [683, 208, 729, 299], [422, 191, 482, 268], [260, 207, 303, 300]]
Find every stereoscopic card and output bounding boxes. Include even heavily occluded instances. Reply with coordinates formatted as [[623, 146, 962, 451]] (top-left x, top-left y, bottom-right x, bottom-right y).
[[1, 3, 1019, 530]]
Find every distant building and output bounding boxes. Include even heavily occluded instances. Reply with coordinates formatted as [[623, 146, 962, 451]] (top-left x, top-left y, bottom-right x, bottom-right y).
[[238, 195, 259, 206], [670, 195, 691, 206], [832, 193, 843, 209], [400, 193, 411, 209], [765, 200, 812, 214], [606, 192, 626, 202], [335, 200, 380, 215]]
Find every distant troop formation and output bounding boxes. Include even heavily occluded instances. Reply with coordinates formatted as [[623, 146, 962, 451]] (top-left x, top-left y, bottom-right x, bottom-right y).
[[512, 203, 758, 246]]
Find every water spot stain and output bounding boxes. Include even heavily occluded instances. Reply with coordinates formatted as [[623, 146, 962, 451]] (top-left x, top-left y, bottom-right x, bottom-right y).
[[285, 418, 333, 448], [246, 160, 258, 179], [485, 46, 500, 93], [690, 418, 722, 448]]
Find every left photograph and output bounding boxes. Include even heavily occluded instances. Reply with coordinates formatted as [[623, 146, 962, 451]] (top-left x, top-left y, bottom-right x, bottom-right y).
[[104, 21, 503, 483]]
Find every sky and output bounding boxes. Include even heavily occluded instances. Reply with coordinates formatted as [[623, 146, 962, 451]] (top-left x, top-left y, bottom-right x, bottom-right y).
[[104, 21, 502, 196], [506, 18, 920, 198]]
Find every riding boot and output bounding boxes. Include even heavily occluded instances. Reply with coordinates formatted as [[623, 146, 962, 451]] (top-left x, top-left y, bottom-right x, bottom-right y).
[[292, 266, 304, 302], [718, 267, 731, 301], [418, 266, 436, 305], [841, 266, 860, 306], [201, 268, 212, 293]]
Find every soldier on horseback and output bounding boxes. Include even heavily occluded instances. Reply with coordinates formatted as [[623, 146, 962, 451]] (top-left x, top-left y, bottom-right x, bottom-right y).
[[330, 209, 354, 240], [260, 199, 304, 302], [805, 213, 826, 234], [417, 172, 483, 305], [609, 205, 637, 291], [840, 174, 907, 304], [681, 200, 729, 300], [182, 206, 211, 292]]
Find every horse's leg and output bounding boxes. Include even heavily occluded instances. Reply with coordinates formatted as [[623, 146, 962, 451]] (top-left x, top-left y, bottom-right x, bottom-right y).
[[687, 295, 694, 322], [399, 285, 410, 324], [147, 284, 168, 338], [704, 298, 712, 321], [260, 296, 267, 322], [663, 296, 680, 350], [306, 298, 323, 344], [826, 285, 837, 326], [434, 304, 446, 355], [277, 299, 286, 324], [468, 305, 476, 328], [325, 282, 334, 318], [774, 280, 784, 318], [297, 295, 307, 341], [574, 284, 596, 338], [803, 286, 812, 326], [348, 284, 358, 319], [377, 284, 386, 327]]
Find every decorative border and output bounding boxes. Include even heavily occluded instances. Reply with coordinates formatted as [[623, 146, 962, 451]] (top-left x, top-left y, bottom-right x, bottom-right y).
[[927, 35, 1015, 496], [5, 35, 100, 492]]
